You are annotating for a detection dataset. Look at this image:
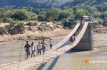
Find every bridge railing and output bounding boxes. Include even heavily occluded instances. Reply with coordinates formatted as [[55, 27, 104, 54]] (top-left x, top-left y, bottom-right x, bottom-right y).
[[57, 22, 89, 52], [0, 43, 25, 70], [53, 23, 80, 50]]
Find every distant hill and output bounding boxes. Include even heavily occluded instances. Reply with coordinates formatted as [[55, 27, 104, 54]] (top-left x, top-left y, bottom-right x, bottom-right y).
[[0, 0, 106, 8], [0, 0, 72, 8], [62, 0, 107, 7]]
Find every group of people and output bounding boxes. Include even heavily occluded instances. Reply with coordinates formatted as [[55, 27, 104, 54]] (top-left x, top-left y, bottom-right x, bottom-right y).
[[24, 34, 76, 59], [24, 39, 52, 59]]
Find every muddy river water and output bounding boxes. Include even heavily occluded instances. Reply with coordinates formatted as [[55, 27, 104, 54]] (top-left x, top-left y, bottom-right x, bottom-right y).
[[34, 33, 107, 70]]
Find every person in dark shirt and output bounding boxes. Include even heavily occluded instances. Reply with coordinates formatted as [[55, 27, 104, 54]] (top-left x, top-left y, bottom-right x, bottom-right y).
[[49, 38, 53, 49], [24, 41, 30, 59], [41, 39, 46, 55], [70, 33, 76, 42]]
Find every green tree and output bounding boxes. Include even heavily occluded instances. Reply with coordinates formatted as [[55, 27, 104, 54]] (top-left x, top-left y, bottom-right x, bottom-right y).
[[46, 8, 61, 21], [101, 11, 107, 25], [15, 23, 24, 33], [94, 12, 101, 18], [61, 18, 74, 28], [38, 14, 47, 21], [11, 10, 29, 20], [59, 8, 74, 20], [101, 11, 107, 17], [75, 9, 86, 20]]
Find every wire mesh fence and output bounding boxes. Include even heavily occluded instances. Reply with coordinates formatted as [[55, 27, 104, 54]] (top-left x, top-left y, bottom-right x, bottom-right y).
[[0, 37, 66, 70]]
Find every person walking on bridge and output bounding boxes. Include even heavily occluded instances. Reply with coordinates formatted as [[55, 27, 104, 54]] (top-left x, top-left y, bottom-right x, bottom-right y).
[[72, 33, 76, 41], [70, 33, 76, 42], [37, 42, 42, 55], [41, 39, 46, 55], [31, 42, 35, 57], [49, 38, 53, 49], [24, 41, 31, 59]]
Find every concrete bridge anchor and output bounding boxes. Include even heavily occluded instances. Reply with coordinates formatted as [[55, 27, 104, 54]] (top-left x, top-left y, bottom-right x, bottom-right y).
[[72, 23, 94, 51]]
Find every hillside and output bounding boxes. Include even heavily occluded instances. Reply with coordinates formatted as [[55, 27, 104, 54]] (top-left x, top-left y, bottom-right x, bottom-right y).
[[62, 0, 107, 7], [0, 0, 106, 8], [0, 0, 72, 8]]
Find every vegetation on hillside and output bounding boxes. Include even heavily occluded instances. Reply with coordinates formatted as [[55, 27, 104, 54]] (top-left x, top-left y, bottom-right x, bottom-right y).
[[0, 7, 76, 28], [0, 0, 107, 29]]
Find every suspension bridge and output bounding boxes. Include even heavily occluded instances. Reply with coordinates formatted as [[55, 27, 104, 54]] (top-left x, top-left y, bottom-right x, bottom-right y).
[[0, 22, 94, 70]]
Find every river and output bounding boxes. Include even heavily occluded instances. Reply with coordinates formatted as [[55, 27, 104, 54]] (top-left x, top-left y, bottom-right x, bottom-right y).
[[34, 33, 107, 70]]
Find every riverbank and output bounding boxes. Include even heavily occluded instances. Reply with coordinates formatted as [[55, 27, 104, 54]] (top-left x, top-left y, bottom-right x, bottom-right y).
[[0, 29, 71, 42]]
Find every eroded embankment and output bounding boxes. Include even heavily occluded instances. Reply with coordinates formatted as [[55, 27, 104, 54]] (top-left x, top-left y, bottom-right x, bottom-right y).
[[0, 22, 71, 42], [0, 29, 71, 42]]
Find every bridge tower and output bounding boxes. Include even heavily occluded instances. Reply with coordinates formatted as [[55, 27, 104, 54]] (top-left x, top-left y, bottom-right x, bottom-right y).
[[72, 23, 94, 51]]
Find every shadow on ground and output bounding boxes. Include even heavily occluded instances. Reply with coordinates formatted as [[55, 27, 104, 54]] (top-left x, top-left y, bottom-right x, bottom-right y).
[[36, 47, 91, 70], [36, 56, 60, 70]]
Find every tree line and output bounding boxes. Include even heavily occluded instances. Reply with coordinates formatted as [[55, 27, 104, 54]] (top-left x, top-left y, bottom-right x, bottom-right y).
[[0, 6, 107, 28]]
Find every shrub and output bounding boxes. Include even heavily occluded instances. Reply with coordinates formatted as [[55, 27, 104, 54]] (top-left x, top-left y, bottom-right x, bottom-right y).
[[9, 22, 25, 34], [11, 11, 29, 20], [14, 23, 25, 34], [2, 17, 13, 23], [0, 27, 5, 35], [61, 18, 74, 28], [38, 14, 47, 21], [26, 22, 38, 26]]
